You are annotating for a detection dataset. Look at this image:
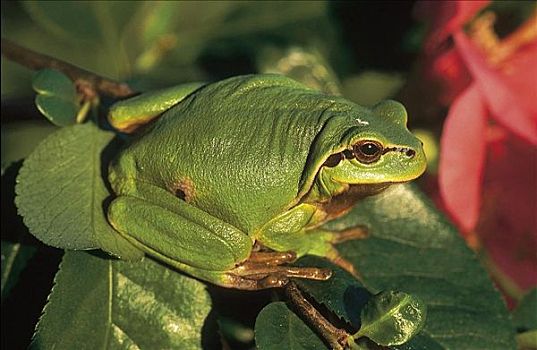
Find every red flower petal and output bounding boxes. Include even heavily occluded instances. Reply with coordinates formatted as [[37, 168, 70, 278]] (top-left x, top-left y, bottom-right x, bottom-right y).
[[415, 0, 489, 53], [428, 47, 472, 105], [439, 84, 488, 233], [502, 41, 537, 116], [454, 31, 537, 145], [479, 133, 537, 291]]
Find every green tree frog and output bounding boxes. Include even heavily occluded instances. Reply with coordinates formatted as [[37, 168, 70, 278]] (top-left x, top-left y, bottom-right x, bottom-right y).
[[107, 75, 426, 290]]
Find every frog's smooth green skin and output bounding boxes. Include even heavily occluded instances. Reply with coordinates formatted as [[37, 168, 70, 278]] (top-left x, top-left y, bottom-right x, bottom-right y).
[[107, 74, 426, 290]]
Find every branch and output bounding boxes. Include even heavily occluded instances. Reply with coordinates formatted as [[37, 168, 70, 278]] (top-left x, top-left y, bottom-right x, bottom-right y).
[[1, 38, 134, 98], [285, 281, 350, 350]]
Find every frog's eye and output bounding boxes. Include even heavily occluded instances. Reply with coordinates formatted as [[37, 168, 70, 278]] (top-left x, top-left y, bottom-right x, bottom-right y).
[[353, 140, 383, 164]]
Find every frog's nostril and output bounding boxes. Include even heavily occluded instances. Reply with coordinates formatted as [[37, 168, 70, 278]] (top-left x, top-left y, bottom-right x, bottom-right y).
[[406, 149, 416, 158]]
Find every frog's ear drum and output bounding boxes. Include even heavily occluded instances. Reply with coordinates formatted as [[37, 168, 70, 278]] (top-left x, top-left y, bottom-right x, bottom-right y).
[[372, 100, 408, 126]]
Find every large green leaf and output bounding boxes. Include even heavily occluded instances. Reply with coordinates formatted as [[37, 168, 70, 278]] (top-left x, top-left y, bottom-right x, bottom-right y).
[[15, 123, 142, 260], [255, 302, 326, 350], [30, 251, 212, 349], [337, 184, 515, 349], [277, 184, 516, 349]]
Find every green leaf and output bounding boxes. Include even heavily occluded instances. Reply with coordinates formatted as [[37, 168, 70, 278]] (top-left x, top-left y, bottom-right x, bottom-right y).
[[353, 291, 426, 346], [513, 289, 537, 332], [22, 1, 139, 44], [22, 2, 142, 78], [15, 123, 142, 260], [31, 251, 212, 349], [32, 69, 79, 127], [325, 184, 517, 349], [258, 185, 515, 349], [255, 302, 326, 350]]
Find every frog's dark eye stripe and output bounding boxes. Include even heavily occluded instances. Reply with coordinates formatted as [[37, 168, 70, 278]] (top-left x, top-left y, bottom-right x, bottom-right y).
[[353, 140, 383, 164], [382, 146, 416, 158], [323, 152, 343, 167], [342, 149, 354, 159], [322, 148, 356, 168]]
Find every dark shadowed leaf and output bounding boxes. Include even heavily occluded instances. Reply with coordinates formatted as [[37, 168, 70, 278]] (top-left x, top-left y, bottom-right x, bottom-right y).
[[1, 241, 37, 300], [1, 162, 39, 301], [15, 123, 142, 260], [294, 257, 370, 328], [255, 302, 326, 350], [31, 251, 212, 350]]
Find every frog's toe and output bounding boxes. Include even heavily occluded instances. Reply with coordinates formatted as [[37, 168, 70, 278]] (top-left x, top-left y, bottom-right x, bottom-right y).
[[219, 263, 332, 290], [326, 248, 363, 282], [234, 263, 332, 281], [330, 225, 369, 244]]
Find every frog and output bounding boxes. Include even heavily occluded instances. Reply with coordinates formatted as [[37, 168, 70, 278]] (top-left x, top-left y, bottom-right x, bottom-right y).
[[106, 74, 426, 290]]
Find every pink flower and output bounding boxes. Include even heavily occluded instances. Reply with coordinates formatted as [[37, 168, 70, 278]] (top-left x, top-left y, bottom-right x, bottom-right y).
[[415, 0, 489, 104], [416, 1, 537, 296]]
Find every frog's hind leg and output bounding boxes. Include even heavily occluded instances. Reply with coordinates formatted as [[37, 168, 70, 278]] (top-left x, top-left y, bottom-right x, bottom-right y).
[[108, 183, 332, 290], [146, 249, 332, 290]]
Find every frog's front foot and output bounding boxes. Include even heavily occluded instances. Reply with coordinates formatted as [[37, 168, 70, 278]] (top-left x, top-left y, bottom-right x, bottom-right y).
[[330, 225, 369, 244], [326, 225, 369, 282], [223, 250, 332, 290]]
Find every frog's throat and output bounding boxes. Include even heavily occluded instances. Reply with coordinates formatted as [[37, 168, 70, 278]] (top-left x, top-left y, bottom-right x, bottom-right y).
[[301, 181, 389, 222], [300, 163, 390, 204]]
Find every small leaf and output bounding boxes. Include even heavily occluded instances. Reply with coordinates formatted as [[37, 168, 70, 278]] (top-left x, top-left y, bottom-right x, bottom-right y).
[[15, 123, 142, 260], [32, 69, 79, 127], [31, 251, 213, 349], [255, 302, 326, 350], [353, 291, 426, 346]]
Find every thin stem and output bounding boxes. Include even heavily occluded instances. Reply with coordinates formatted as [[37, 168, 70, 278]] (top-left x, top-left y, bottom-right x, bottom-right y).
[[285, 281, 350, 350], [1, 38, 134, 98]]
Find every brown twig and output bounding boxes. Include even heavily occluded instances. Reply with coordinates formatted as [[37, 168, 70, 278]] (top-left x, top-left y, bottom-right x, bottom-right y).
[[285, 281, 350, 350], [1, 38, 134, 98]]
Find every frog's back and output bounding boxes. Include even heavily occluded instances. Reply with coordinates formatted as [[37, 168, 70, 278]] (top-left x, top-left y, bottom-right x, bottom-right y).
[[113, 75, 356, 233]]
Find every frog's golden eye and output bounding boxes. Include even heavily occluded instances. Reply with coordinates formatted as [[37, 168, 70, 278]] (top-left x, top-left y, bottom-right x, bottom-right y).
[[353, 140, 383, 164]]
